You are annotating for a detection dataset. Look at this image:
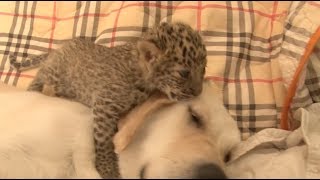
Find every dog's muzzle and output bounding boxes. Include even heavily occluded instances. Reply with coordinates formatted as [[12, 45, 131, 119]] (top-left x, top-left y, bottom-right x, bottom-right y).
[[193, 163, 227, 179]]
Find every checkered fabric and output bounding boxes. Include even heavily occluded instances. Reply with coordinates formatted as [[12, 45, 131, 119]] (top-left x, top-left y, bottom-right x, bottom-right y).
[[306, 41, 320, 103], [277, 1, 320, 130], [0, 1, 319, 139]]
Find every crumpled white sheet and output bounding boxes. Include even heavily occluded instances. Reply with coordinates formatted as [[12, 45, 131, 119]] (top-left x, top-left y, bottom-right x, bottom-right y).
[[226, 103, 320, 179]]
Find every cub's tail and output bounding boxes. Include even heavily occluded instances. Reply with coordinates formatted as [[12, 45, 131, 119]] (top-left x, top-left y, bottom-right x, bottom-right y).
[[9, 53, 49, 71]]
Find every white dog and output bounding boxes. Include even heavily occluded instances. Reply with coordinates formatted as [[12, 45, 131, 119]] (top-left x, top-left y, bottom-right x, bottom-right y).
[[0, 84, 101, 178], [0, 80, 241, 178]]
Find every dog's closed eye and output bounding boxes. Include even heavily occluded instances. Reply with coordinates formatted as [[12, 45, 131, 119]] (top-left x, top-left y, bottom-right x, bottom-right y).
[[188, 106, 203, 128], [224, 152, 231, 163]]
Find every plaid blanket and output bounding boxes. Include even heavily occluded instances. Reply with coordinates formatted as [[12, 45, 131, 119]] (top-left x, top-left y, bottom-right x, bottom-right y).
[[0, 1, 319, 139]]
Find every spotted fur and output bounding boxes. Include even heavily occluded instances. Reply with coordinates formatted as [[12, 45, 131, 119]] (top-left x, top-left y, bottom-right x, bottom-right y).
[[9, 22, 207, 178]]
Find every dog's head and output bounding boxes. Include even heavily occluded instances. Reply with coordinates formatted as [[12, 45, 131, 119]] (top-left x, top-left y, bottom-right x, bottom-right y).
[[116, 80, 241, 178]]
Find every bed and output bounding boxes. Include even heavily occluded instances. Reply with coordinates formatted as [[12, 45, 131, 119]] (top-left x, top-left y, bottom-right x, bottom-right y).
[[0, 1, 319, 178]]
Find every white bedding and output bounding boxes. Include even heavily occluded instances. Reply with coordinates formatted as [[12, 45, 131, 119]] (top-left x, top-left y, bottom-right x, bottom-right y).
[[226, 103, 320, 179]]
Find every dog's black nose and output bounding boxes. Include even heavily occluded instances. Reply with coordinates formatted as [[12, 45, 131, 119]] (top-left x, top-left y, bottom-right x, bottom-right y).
[[193, 163, 227, 179]]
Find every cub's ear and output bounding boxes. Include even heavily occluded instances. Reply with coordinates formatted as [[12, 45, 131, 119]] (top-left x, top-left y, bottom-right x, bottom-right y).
[[137, 40, 162, 63]]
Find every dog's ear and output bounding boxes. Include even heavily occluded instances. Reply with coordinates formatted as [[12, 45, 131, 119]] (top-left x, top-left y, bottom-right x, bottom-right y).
[[137, 40, 162, 64], [113, 91, 173, 154]]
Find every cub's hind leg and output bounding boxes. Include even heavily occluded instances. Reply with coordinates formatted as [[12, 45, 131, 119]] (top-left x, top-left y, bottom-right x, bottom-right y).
[[29, 66, 76, 98], [27, 75, 45, 92], [27, 63, 60, 97]]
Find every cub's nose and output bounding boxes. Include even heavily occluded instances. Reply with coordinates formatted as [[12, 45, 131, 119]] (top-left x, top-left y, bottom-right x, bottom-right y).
[[191, 85, 202, 96], [193, 163, 227, 179]]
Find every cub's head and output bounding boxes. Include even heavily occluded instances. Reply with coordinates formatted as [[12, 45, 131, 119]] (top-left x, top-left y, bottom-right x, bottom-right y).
[[136, 22, 207, 101]]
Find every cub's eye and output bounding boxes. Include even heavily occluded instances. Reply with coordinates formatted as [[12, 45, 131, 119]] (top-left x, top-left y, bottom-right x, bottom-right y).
[[179, 70, 190, 78]]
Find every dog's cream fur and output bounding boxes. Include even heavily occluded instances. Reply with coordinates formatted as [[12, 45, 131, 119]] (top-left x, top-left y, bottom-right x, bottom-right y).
[[117, 80, 241, 178], [0, 80, 240, 178], [0, 83, 101, 178]]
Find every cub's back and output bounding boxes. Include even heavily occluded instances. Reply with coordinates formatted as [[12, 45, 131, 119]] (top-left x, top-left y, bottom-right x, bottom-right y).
[[46, 38, 140, 105]]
